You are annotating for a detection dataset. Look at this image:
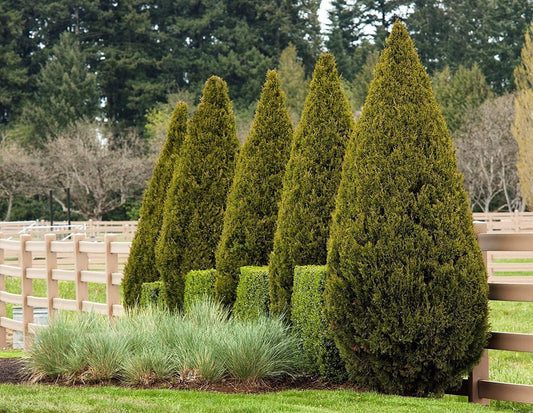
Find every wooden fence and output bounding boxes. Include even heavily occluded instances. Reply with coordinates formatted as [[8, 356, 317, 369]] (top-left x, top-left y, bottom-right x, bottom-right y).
[[0, 220, 138, 240], [473, 211, 533, 232], [0, 232, 130, 350], [0, 226, 531, 405]]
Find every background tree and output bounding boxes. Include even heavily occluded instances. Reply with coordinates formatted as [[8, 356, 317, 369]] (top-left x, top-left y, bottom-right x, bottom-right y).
[[325, 21, 488, 396], [513, 21, 533, 209], [268, 53, 355, 317], [0, 136, 38, 221], [343, 50, 380, 113], [123, 102, 188, 308], [432, 64, 493, 134], [156, 76, 239, 310], [278, 43, 308, 126], [22, 32, 100, 146], [215, 70, 293, 307], [456, 94, 521, 212], [40, 121, 150, 220]]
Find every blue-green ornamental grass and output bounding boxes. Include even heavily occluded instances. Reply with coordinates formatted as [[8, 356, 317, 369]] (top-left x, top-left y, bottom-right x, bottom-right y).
[[26, 298, 304, 385]]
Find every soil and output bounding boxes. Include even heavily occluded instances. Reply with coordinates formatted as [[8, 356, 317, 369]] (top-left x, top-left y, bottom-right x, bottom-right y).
[[0, 358, 360, 394]]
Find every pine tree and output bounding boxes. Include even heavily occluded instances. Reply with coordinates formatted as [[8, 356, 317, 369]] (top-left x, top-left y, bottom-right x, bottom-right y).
[[155, 76, 239, 310], [122, 102, 188, 308], [215, 70, 293, 307], [278, 44, 308, 125], [268, 53, 356, 317], [325, 21, 489, 396], [513, 21, 533, 209]]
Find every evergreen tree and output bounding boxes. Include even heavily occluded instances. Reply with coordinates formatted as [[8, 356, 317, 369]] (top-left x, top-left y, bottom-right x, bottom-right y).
[[122, 102, 188, 309], [215, 70, 293, 307], [345, 50, 380, 111], [432, 64, 493, 134], [513, 21, 533, 209], [278, 43, 308, 125], [24, 32, 100, 145], [325, 21, 489, 396], [268, 53, 356, 317], [155, 76, 239, 310]]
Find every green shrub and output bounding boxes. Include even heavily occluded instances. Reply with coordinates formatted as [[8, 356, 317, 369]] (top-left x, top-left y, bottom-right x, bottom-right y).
[[183, 269, 217, 310], [155, 76, 240, 310], [215, 70, 293, 307], [291, 266, 346, 383], [122, 102, 188, 308], [268, 53, 356, 318], [325, 21, 489, 396], [233, 266, 270, 321], [139, 281, 165, 308]]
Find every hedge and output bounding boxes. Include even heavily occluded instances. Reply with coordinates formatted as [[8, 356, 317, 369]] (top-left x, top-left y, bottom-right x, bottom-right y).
[[291, 266, 347, 382], [139, 281, 165, 309], [233, 266, 270, 321], [183, 269, 217, 310]]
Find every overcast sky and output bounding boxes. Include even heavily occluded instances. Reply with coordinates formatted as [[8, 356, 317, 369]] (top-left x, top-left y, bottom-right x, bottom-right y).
[[318, 0, 332, 31]]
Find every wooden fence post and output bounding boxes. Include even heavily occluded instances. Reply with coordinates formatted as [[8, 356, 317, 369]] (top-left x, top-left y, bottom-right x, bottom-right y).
[[0, 232, 5, 349], [20, 234, 32, 350], [74, 234, 88, 313], [105, 234, 119, 318], [45, 234, 58, 319], [468, 349, 490, 405]]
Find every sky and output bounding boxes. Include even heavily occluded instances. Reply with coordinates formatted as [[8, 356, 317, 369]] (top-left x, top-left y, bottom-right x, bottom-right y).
[[318, 0, 332, 31]]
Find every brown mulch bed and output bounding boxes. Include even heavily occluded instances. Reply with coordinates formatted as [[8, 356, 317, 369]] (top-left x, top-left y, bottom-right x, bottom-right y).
[[0, 358, 359, 394]]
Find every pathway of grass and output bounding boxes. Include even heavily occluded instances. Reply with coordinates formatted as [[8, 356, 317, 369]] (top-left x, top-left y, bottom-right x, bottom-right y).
[[0, 385, 520, 413]]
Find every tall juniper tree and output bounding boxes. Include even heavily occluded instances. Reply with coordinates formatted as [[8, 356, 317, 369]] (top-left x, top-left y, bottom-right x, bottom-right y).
[[122, 102, 188, 308], [268, 53, 355, 317], [325, 21, 489, 396], [156, 76, 239, 310], [215, 70, 293, 307]]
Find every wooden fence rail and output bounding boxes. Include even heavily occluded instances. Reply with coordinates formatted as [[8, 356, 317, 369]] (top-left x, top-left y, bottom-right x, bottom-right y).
[[473, 211, 533, 232], [0, 225, 531, 405], [0, 232, 129, 349]]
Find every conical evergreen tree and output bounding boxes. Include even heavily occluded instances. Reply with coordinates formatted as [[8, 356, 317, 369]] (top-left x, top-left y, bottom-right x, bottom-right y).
[[122, 102, 188, 308], [325, 21, 489, 396], [155, 76, 239, 310], [268, 53, 356, 317], [215, 70, 293, 307]]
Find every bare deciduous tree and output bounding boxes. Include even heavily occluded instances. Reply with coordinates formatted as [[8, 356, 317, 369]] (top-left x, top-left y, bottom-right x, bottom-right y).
[[455, 94, 523, 212], [40, 121, 152, 220], [0, 136, 39, 221]]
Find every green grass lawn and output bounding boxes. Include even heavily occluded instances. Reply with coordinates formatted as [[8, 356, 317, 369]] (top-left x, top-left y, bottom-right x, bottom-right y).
[[0, 385, 519, 413]]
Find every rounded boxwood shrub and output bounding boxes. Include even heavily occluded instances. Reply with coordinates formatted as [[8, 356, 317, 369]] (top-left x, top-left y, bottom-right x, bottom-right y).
[[291, 266, 347, 383], [215, 70, 293, 307], [155, 76, 239, 310], [233, 266, 270, 321], [183, 269, 217, 310], [139, 281, 165, 308], [268, 53, 356, 317], [122, 102, 188, 308], [325, 21, 489, 396]]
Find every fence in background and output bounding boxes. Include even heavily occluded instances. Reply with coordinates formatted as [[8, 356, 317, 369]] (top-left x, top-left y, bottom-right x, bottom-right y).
[[0, 226, 531, 405], [0, 220, 138, 240], [473, 211, 533, 232]]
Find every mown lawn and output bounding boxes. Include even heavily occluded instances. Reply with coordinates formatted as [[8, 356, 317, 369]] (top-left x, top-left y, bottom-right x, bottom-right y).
[[0, 385, 520, 413]]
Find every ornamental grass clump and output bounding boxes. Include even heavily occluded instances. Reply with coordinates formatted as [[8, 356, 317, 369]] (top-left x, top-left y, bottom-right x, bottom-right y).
[[27, 298, 304, 385], [122, 102, 188, 308], [156, 77, 239, 310], [268, 53, 355, 318], [215, 70, 293, 307], [325, 21, 489, 396]]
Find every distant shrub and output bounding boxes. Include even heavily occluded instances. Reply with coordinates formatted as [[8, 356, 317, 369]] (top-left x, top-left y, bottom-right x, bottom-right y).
[[291, 266, 347, 382], [139, 282, 165, 308], [233, 266, 270, 321], [183, 269, 217, 310]]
